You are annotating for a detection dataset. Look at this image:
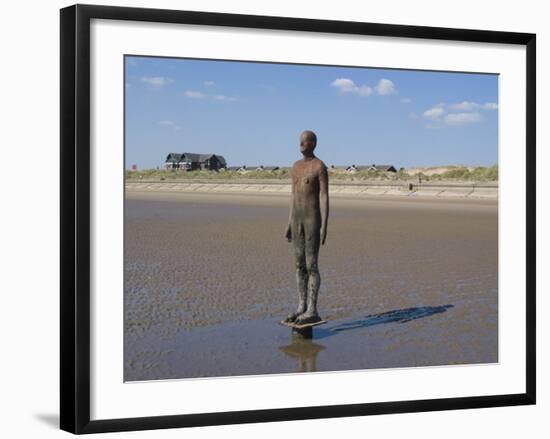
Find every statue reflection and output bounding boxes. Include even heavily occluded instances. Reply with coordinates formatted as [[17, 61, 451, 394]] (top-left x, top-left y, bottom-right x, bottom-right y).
[[279, 332, 326, 373]]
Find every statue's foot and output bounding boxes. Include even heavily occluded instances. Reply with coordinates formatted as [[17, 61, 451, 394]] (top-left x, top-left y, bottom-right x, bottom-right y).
[[294, 312, 322, 326], [284, 310, 305, 323]]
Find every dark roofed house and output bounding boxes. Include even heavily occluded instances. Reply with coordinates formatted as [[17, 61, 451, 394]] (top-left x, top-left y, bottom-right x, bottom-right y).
[[199, 153, 226, 170], [367, 164, 397, 172], [222, 165, 250, 173], [345, 164, 397, 173], [165, 153, 184, 170], [225, 165, 279, 172], [252, 165, 280, 171], [164, 152, 227, 171]]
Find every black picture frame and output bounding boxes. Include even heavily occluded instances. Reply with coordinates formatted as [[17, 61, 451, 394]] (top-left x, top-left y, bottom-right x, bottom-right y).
[[60, 3, 536, 434]]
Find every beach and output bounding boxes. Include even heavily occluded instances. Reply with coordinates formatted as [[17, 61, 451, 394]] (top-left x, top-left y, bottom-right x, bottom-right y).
[[125, 180, 498, 199], [124, 191, 498, 381]]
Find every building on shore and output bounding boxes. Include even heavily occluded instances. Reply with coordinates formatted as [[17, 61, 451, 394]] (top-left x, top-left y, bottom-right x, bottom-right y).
[[367, 164, 397, 172], [165, 152, 227, 171], [343, 164, 397, 173], [255, 165, 280, 171], [225, 165, 280, 173]]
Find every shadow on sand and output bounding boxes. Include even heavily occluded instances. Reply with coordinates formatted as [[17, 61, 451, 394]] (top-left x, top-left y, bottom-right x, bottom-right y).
[[279, 305, 455, 371], [313, 304, 454, 340], [332, 304, 454, 331]]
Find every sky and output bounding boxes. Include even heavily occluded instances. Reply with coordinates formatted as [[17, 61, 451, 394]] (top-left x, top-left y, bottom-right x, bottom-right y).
[[125, 55, 498, 170]]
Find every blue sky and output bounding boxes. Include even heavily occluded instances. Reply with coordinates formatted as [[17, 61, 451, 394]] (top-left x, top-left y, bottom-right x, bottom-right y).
[[125, 56, 498, 169]]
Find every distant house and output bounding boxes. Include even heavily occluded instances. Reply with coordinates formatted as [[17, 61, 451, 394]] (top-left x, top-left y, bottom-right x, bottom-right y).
[[165, 153, 184, 170], [367, 164, 397, 172], [222, 165, 252, 173], [223, 165, 282, 173], [254, 165, 280, 171], [344, 164, 397, 173], [236, 165, 279, 172], [164, 152, 227, 171]]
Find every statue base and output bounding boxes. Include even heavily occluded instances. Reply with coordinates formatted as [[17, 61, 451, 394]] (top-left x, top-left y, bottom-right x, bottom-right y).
[[279, 319, 327, 339]]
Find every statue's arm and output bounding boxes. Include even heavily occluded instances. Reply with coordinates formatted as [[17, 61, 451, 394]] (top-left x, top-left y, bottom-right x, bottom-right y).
[[320, 163, 329, 245], [285, 167, 294, 242]]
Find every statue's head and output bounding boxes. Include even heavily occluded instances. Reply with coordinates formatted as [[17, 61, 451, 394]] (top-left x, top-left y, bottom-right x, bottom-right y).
[[299, 130, 317, 155]]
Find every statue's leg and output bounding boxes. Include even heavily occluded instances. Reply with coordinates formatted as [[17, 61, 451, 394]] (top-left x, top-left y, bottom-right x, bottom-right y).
[[284, 223, 307, 323], [295, 223, 322, 325]]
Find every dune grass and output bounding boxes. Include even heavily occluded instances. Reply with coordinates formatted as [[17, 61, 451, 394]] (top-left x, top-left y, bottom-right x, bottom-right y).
[[422, 165, 498, 181], [126, 165, 498, 182]]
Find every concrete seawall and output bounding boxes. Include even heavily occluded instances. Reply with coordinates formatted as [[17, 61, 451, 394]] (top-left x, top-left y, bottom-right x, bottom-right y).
[[126, 180, 498, 199]]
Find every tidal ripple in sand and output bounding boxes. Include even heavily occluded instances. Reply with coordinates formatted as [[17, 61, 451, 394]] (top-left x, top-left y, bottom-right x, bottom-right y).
[[124, 193, 498, 380]]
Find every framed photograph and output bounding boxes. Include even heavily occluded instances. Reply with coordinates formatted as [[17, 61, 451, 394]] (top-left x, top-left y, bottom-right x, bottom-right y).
[[60, 4, 536, 434]]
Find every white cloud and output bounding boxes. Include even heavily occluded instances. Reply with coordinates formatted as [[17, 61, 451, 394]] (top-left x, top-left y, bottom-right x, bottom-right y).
[[140, 76, 174, 87], [356, 86, 374, 96], [331, 77, 397, 97], [330, 78, 372, 97], [158, 120, 181, 131], [204, 81, 215, 87], [184, 90, 206, 99], [182, 90, 238, 101], [331, 78, 357, 92], [423, 105, 445, 120], [444, 112, 483, 126], [422, 100, 496, 126], [375, 78, 396, 95], [482, 102, 498, 110], [400, 98, 412, 104], [213, 94, 239, 101], [448, 101, 498, 111], [448, 101, 478, 111]]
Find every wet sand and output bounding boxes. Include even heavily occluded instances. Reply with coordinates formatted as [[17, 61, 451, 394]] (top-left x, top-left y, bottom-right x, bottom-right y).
[[124, 192, 498, 381]]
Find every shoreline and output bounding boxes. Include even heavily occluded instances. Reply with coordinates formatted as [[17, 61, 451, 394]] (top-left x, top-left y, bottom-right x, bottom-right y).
[[125, 191, 497, 215], [126, 180, 498, 200]]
